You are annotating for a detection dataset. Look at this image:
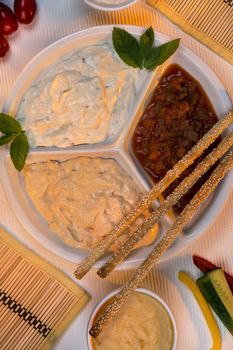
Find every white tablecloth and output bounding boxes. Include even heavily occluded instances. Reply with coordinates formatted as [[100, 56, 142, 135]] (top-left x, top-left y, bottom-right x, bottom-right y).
[[0, 1, 233, 349]]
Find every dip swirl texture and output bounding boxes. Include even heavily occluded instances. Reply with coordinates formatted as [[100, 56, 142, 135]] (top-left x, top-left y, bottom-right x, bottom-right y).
[[17, 42, 146, 148], [23, 157, 146, 249]]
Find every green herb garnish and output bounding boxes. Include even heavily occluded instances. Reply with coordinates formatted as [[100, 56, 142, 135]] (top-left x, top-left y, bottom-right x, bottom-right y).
[[0, 113, 29, 171], [112, 26, 180, 70]]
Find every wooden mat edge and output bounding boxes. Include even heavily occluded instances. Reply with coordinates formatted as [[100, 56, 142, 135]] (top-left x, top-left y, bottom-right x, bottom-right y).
[[147, 0, 233, 65], [41, 292, 90, 350], [0, 226, 91, 349]]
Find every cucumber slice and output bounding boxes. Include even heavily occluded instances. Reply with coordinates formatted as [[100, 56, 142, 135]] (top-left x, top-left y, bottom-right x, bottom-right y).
[[197, 275, 233, 335], [207, 268, 233, 319]]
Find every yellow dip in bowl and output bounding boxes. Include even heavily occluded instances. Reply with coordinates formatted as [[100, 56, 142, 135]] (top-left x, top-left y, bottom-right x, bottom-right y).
[[88, 288, 176, 350]]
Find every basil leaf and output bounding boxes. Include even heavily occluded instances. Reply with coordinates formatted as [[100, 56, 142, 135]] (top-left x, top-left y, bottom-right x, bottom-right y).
[[0, 134, 15, 146], [112, 27, 141, 68], [139, 26, 154, 61], [0, 113, 22, 134], [143, 39, 180, 70], [10, 133, 29, 171]]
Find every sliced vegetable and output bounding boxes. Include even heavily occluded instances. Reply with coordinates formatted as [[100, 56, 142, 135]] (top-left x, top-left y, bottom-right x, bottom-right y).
[[178, 271, 221, 350], [207, 269, 233, 319], [193, 255, 233, 294], [197, 274, 233, 336], [193, 255, 217, 273]]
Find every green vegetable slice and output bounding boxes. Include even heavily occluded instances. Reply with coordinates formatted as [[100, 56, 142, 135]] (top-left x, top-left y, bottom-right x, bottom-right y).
[[197, 274, 233, 335], [207, 268, 233, 318], [178, 271, 221, 350]]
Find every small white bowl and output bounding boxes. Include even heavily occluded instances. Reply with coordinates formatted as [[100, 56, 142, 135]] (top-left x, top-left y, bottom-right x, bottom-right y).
[[87, 287, 177, 349], [83, 0, 138, 12]]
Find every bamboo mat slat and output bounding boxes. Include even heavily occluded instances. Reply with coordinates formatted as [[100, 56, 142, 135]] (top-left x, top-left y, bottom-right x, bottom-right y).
[[146, 0, 233, 64], [0, 227, 90, 350]]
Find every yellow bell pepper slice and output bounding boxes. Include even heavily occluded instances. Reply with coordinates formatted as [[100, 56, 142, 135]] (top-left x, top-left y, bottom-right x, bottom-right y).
[[178, 271, 221, 350]]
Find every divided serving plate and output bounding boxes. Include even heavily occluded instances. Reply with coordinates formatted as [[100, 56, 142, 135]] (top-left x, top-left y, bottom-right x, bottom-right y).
[[1, 25, 232, 269]]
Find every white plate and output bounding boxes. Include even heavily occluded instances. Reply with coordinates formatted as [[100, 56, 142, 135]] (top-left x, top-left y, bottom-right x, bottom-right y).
[[1, 25, 232, 269]]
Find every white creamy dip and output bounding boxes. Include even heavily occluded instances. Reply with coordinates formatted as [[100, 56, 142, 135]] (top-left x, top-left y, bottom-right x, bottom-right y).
[[91, 292, 174, 350], [23, 157, 157, 250], [17, 42, 147, 148]]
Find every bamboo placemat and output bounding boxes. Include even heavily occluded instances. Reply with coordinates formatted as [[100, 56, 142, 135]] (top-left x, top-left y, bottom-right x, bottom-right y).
[[146, 0, 233, 64], [0, 227, 90, 350]]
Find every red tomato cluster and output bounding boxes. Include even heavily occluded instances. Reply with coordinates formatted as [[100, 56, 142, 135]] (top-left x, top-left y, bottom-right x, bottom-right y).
[[0, 0, 37, 57]]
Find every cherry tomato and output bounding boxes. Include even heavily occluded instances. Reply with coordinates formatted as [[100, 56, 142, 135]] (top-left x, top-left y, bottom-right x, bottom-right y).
[[0, 3, 18, 36], [0, 33, 9, 57], [14, 0, 37, 24]]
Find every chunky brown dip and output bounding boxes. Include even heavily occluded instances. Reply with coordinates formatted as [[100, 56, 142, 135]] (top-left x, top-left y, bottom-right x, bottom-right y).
[[132, 64, 219, 213]]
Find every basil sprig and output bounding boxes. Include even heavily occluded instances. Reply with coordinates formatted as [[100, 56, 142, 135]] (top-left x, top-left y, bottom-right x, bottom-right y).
[[0, 113, 29, 171], [112, 26, 180, 70]]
